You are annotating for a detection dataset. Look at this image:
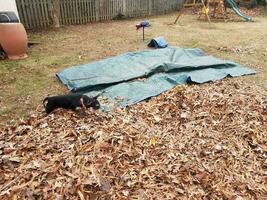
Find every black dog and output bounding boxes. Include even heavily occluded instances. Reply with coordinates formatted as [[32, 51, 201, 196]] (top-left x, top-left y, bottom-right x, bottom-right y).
[[43, 93, 100, 114]]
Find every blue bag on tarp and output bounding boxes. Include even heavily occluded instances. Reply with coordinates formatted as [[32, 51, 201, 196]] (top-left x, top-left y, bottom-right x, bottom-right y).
[[148, 36, 168, 48]]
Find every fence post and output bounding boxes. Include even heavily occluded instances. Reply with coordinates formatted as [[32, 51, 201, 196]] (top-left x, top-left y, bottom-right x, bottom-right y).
[[148, 0, 153, 15], [95, 0, 100, 21], [122, 0, 126, 16]]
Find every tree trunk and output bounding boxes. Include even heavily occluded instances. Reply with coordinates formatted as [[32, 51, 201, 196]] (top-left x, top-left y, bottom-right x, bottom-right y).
[[52, 0, 60, 28]]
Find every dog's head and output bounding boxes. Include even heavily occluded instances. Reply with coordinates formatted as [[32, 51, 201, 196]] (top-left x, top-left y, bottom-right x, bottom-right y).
[[83, 96, 100, 109], [43, 97, 53, 114]]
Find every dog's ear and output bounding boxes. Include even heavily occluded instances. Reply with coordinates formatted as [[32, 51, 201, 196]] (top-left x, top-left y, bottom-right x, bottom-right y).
[[91, 98, 100, 109], [43, 97, 49, 108], [80, 97, 87, 109], [43, 98, 52, 114]]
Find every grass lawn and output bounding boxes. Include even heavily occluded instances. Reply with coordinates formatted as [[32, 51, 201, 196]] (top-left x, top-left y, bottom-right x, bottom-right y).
[[0, 9, 266, 127], [1, 7, 267, 199]]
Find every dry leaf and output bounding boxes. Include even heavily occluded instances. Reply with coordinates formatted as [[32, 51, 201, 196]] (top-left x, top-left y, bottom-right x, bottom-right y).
[[0, 80, 266, 199]]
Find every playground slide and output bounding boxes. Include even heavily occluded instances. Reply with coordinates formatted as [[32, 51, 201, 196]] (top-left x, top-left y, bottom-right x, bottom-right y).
[[226, 0, 252, 21]]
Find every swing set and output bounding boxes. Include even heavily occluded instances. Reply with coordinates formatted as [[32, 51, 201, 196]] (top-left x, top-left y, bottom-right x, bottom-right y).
[[174, 0, 229, 24]]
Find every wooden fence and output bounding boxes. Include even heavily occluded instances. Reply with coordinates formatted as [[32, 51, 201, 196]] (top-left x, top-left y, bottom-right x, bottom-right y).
[[16, 0, 182, 29]]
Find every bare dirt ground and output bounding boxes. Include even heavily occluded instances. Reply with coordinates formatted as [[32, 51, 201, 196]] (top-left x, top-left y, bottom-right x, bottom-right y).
[[0, 7, 266, 200]]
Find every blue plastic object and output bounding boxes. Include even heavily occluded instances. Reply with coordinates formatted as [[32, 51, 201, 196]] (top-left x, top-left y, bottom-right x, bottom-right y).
[[148, 36, 168, 48], [136, 20, 150, 30]]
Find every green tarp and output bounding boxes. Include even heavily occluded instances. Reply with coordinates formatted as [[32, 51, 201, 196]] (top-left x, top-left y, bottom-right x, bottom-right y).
[[57, 47, 255, 107]]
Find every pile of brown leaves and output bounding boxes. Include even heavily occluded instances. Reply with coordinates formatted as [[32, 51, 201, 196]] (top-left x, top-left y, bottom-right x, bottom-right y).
[[0, 79, 266, 199], [181, 6, 262, 21]]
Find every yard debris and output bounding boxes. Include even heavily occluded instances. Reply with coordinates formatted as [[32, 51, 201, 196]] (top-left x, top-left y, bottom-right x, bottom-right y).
[[182, 6, 262, 21], [0, 79, 266, 199], [217, 46, 256, 54]]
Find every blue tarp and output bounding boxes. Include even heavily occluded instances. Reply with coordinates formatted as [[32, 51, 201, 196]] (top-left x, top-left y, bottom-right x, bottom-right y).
[[57, 47, 255, 107], [148, 36, 168, 48]]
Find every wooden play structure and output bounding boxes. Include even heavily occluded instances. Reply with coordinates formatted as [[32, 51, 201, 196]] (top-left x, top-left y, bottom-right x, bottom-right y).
[[199, 0, 228, 21], [174, 0, 252, 23], [174, 0, 212, 24]]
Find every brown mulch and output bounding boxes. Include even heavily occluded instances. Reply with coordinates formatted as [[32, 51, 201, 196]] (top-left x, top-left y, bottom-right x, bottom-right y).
[[0, 79, 266, 199]]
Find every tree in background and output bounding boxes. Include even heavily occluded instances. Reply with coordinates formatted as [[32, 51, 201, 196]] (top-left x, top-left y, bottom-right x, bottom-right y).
[[52, 0, 60, 27]]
